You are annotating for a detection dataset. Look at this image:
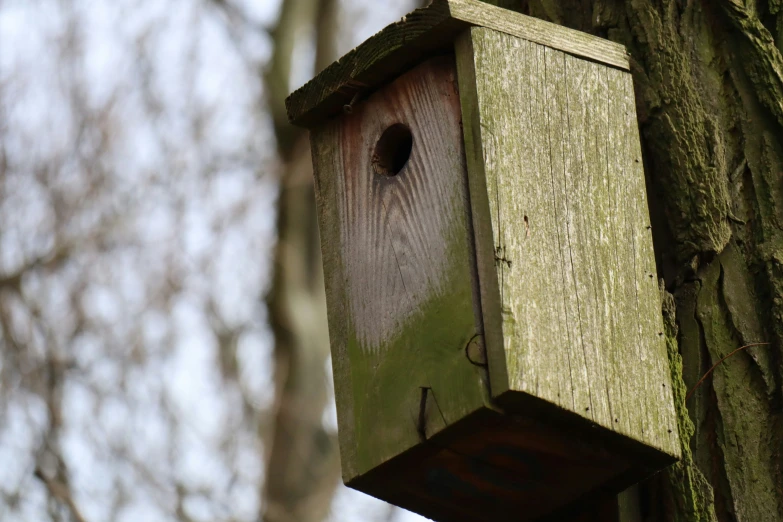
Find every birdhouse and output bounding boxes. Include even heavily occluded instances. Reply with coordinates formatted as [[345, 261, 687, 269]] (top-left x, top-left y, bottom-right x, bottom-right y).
[[286, 1, 680, 520]]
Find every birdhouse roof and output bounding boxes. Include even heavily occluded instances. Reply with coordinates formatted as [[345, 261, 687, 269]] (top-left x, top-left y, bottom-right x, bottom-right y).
[[285, 0, 629, 128]]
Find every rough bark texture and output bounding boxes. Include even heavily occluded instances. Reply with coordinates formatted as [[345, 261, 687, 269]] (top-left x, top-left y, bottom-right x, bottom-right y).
[[499, 0, 783, 520]]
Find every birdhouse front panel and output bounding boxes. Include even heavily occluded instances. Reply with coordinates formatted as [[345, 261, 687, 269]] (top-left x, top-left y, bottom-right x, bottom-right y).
[[456, 26, 680, 459], [310, 56, 487, 484]]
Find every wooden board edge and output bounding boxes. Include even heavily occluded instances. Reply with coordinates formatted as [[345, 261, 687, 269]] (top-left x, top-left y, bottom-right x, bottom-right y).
[[454, 28, 510, 398], [286, 0, 629, 128], [286, 0, 461, 128], [621, 70, 683, 460], [447, 0, 629, 71], [309, 127, 361, 484]]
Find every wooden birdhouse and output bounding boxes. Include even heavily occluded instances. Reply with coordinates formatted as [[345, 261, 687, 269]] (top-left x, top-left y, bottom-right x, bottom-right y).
[[286, 1, 680, 520]]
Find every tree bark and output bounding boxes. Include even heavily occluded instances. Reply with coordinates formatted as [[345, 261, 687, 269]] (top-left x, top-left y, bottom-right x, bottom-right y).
[[502, 0, 783, 520]]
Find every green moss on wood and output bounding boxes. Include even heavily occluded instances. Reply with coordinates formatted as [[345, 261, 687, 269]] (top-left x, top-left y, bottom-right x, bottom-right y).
[[347, 250, 484, 474]]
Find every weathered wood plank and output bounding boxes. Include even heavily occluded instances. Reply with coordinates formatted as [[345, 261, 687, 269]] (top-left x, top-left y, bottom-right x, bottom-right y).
[[611, 65, 652, 446], [447, 0, 628, 70], [621, 71, 679, 456], [603, 65, 636, 440], [564, 53, 612, 428], [310, 115, 359, 480], [545, 44, 592, 415], [521, 40, 560, 404], [287, 0, 629, 128], [454, 30, 508, 400], [310, 56, 487, 483], [457, 26, 679, 458]]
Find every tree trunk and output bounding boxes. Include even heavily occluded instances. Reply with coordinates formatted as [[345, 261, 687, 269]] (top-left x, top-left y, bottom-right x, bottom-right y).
[[262, 0, 341, 521], [499, 0, 783, 520]]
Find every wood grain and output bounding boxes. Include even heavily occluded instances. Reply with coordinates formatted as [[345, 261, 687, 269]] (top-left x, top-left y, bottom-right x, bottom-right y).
[[286, 0, 629, 128], [310, 56, 487, 483], [447, 0, 628, 69], [456, 26, 680, 459]]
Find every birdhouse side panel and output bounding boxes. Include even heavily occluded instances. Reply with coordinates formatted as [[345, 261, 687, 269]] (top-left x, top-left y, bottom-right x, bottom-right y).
[[310, 56, 488, 483], [457, 27, 680, 459]]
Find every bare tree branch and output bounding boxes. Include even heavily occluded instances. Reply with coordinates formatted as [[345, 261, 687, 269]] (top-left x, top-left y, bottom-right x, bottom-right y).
[[34, 467, 88, 522]]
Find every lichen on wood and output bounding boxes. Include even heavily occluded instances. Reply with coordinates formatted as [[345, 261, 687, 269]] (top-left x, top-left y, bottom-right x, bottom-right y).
[[510, 0, 783, 519], [458, 25, 679, 458]]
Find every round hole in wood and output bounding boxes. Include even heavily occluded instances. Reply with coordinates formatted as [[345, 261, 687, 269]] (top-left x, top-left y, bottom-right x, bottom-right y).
[[372, 123, 412, 177]]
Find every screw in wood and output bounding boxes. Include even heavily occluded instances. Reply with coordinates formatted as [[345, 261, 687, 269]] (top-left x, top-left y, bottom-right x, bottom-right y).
[[343, 91, 361, 114]]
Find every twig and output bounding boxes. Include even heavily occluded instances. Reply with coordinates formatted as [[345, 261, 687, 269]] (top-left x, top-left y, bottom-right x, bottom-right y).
[[686, 342, 770, 402], [34, 467, 88, 522]]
